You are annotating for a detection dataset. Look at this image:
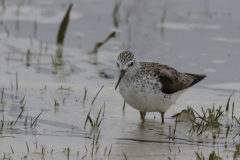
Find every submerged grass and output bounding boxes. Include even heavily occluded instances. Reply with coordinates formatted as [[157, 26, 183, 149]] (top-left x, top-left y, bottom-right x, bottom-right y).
[[53, 98, 59, 107], [122, 100, 125, 110], [56, 3, 73, 58], [91, 85, 104, 105], [1, 86, 5, 106], [91, 134, 95, 156], [108, 144, 112, 156], [0, 115, 3, 131], [10, 145, 14, 153], [14, 108, 24, 125], [1, 0, 6, 12], [234, 144, 240, 158], [188, 105, 223, 136], [112, 1, 122, 28], [84, 107, 104, 129], [19, 95, 25, 104], [88, 32, 116, 54], [26, 141, 29, 152], [16, 71, 18, 92], [226, 90, 234, 111], [122, 151, 127, 160], [5, 25, 9, 38], [195, 151, 223, 160], [83, 87, 88, 104], [160, 6, 167, 38], [30, 111, 43, 128]]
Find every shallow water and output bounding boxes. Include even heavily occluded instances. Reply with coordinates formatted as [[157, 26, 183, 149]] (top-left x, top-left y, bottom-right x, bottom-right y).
[[0, 0, 240, 160]]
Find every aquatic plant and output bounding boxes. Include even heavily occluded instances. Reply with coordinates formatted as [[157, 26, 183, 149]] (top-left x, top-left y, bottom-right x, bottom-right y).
[[56, 3, 73, 58], [88, 32, 116, 54]]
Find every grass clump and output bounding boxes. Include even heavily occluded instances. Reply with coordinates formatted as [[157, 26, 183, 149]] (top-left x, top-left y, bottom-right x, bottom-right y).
[[188, 106, 223, 136], [84, 106, 104, 129]]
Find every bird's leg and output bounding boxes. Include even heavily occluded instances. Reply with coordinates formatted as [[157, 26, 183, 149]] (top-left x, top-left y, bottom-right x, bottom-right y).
[[140, 111, 145, 120], [160, 112, 165, 124], [140, 109, 147, 126]]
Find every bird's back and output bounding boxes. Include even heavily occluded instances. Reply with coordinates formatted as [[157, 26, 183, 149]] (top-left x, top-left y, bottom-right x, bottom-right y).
[[138, 62, 206, 94]]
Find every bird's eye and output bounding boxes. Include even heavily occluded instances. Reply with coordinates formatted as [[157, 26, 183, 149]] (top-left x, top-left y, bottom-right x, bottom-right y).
[[129, 62, 134, 67], [117, 63, 120, 67]]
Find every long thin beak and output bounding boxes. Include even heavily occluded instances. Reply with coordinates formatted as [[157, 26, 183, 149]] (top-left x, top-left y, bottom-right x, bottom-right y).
[[115, 70, 126, 90]]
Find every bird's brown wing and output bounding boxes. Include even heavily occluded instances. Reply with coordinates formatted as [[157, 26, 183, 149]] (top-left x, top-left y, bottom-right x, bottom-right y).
[[139, 62, 206, 94]]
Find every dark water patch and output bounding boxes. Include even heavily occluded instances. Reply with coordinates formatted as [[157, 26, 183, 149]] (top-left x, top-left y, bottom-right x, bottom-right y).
[[117, 138, 235, 148]]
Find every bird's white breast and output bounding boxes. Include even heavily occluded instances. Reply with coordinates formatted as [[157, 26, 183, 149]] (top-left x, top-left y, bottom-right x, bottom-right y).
[[118, 72, 185, 112]]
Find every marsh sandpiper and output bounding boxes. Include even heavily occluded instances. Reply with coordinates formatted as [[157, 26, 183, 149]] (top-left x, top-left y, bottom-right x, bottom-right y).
[[115, 51, 206, 126]]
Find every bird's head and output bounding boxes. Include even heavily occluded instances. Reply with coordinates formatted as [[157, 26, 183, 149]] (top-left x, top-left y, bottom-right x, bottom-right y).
[[115, 51, 137, 90]]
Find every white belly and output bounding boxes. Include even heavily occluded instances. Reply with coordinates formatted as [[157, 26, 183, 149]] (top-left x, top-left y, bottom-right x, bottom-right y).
[[119, 78, 185, 112]]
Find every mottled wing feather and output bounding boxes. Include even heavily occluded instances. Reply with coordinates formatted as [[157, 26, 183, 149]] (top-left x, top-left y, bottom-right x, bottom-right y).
[[139, 62, 206, 94]]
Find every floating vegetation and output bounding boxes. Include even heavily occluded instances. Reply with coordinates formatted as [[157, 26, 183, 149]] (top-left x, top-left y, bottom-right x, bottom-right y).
[[56, 3, 73, 58], [88, 32, 116, 54]]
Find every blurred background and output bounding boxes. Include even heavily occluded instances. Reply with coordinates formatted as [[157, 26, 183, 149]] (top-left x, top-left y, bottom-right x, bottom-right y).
[[0, 0, 240, 85]]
